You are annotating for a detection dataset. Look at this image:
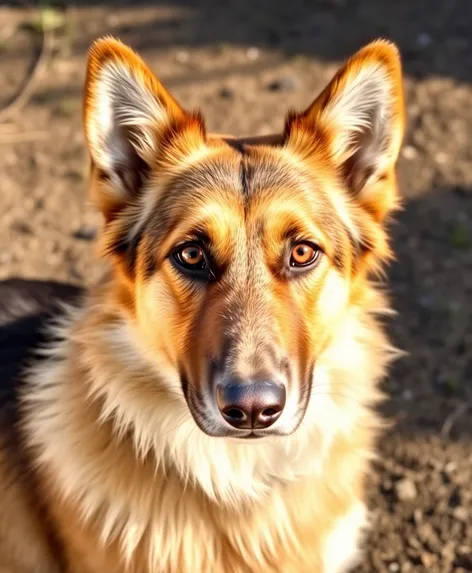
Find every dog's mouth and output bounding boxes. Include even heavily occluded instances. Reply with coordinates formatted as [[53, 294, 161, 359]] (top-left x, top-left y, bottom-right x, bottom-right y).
[[242, 432, 264, 439]]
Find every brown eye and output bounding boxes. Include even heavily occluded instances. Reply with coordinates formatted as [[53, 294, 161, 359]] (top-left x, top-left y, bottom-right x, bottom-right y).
[[173, 243, 208, 276], [181, 245, 203, 265], [290, 242, 320, 268], [175, 244, 205, 268]]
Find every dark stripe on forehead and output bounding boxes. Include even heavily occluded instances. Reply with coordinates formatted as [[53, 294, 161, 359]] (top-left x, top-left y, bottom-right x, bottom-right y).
[[225, 139, 251, 199], [241, 156, 252, 200], [225, 138, 246, 155]]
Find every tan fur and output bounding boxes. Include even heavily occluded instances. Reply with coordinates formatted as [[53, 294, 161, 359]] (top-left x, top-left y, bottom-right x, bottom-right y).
[[0, 37, 405, 573]]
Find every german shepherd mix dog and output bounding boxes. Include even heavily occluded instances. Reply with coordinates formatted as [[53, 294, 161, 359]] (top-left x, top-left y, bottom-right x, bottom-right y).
[[0, 37, 405, 573]]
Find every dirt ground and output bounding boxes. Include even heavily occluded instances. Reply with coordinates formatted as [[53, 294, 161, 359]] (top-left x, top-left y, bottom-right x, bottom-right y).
[[1, 1, 471, 571]]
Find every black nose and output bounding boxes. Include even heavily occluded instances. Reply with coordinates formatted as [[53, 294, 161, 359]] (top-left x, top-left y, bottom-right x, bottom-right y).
[[216, 380, 286, 430]]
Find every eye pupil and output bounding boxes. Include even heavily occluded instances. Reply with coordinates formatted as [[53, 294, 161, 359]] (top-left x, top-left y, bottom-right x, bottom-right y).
[[182, 246, 201, 263]]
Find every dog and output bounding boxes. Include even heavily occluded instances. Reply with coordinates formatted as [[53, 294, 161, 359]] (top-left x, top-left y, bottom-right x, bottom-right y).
[[0, 36, 405, 573]]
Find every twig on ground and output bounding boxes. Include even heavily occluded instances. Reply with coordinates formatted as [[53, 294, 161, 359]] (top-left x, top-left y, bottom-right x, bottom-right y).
[[0, 6, 53, 124], [441, 402, 470, 438]]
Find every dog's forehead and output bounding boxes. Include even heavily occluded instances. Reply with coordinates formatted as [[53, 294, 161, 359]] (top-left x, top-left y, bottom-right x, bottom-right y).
[[145, 142, 339, 249], [159, 143, 319, 206]]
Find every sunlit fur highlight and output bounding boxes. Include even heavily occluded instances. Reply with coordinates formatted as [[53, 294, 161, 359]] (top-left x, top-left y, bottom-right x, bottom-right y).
[[15, 37, 405, 573]]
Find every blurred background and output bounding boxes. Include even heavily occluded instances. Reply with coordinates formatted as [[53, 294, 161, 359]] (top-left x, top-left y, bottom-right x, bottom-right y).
[[0, 1, 471, 571]]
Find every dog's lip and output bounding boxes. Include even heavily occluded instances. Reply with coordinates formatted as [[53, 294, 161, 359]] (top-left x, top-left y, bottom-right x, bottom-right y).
[[237, 432, 264, 440], [225, 429, 278, 440]]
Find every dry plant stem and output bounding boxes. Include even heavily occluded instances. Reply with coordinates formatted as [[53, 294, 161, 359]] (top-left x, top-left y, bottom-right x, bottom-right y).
[[441, 402, 470, 438], [0, 8, 53, 124]]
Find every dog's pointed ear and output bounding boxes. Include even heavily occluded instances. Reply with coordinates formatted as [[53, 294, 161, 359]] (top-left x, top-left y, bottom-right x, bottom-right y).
[[84, 37, 204, 221], [285, 40, 405, 223]]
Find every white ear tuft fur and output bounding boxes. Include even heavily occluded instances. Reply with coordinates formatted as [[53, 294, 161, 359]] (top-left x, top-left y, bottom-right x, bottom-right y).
[[289, 40, 405, 216], [89, 61, 164, 171], [84, 37, 185, 201]]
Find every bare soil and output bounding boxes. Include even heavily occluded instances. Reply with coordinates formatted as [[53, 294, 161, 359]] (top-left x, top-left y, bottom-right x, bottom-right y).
[[0, 1, 471, 571]]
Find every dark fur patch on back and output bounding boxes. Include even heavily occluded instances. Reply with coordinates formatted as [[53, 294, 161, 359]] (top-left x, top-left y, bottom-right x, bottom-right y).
[[0, 279, 83, 409]]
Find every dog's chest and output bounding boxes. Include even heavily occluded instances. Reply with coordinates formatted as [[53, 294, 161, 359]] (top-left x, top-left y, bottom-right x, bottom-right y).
[[49, 479, 364, 573]]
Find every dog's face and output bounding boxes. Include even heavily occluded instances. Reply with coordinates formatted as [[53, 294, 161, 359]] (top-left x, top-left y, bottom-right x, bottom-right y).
[[84, 38, 404, 441]]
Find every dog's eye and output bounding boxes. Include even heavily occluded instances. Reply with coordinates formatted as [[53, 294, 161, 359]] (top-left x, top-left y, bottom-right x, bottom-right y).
[[290, 242, 320, 268], [173, 243, 206, 271]]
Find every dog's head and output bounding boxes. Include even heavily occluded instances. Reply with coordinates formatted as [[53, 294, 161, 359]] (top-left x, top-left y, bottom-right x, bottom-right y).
[[84, 38, 404, 444]]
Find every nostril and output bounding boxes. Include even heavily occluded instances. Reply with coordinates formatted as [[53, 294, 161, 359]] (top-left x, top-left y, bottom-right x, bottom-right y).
[[223, 408, 246, 420], [261, 407, 279, 418]]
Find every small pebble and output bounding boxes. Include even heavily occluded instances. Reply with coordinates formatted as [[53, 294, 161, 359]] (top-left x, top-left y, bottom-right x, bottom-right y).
[[175, 51, 189, 64], [457, 545, 472, 556], [11, 221, 32, 235], [453, 507, 468, 522], [267, 76, 298, 92], [435, 151, 449, 165], [402, 145, 418, 160], [407, 535, 422, 550], [4, 152, 18, 166], [402, 390, 413, 401], [73, 225, 97, 241], [445, 461, 457, 474], [219, 87, 234, 100], [0, 252, 13, 264], [417, 295, 432, 309], [420, 552, 436, 567], [395, 478, 417, 502], [246, 47, 260, 61], [106, 15, 120, 27], [416, 33, 432, 48], [413, 509, 423, 525], [417, 522, 435, 544]]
